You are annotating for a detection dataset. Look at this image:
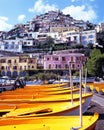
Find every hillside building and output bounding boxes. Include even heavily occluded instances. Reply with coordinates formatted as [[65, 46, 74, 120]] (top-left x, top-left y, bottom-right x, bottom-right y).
[[0, 55, 37, 77]]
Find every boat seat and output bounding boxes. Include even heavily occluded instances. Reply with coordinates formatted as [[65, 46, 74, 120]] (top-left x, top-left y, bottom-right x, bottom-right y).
[[35, 108, 52, 114], [19, 108, 52, 116]]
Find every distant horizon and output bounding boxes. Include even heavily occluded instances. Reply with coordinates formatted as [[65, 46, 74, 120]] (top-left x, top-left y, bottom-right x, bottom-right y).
[[0, 0, 104, 31]]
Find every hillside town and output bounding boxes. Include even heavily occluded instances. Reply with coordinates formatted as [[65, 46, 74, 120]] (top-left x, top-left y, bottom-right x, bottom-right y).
[[0, 10, 104, 77]]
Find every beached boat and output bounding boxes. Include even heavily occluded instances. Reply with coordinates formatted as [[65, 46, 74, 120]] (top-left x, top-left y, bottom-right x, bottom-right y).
[[1, 91, 92, 118], [0, 92, 93, 102], [83, 82, 104, 94], [1, 86, 77, 95], [25, 83, 67, 88], [0, 69, 98, 129], [0, 113, 99, 130], [0, 88, 79, 97], [1, 100, 85, 117], [0, 92, 93, 118]]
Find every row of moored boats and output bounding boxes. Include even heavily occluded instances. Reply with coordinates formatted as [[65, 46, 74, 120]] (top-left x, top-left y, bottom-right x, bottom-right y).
[[0, 75, 100, 130]]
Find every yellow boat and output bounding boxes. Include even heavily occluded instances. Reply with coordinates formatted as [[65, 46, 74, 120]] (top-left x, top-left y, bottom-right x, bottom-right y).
[[0, 113, 99, 130], [0, 92, 93, 118], [1, 86, 77, 95], [0, 92, 93, 103], [83, 82, 104, 93], [91, 83, 104, 93], [0, 88, 79, 98], [1, 99, 86, 118], [21, 87, 71, 92], [25, 83, 67, 88]]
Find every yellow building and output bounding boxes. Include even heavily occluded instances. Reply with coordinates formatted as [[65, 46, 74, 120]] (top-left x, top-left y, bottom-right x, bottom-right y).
[[0, 55, 37, 77], [50, 26, 80, 33]]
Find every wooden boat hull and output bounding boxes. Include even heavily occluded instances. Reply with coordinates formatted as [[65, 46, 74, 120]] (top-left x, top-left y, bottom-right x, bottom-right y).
[[1, 93, 92, 118], [2, 87, 73, 93], [0, 93, 93, 105], [0, 88, 79, 100], [0, 113, 99, 130], [2, 100, 85, 117], [1, 86, 77, 95]]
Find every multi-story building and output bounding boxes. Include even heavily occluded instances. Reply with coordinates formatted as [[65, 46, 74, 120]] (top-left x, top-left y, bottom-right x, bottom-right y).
[[81, 30, 96, 46], [0, 55, 37, 77], [44, 53, 86, 70], [63, 31, 80, 45], [0, 37, 38, 53], [60, 29, 96, 46], [0, 38, 23, 53], [50, 26, 80, 33]]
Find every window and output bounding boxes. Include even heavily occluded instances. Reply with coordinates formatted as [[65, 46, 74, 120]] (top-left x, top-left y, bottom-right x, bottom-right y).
[[77, 64, 80, 68], [1, 66, 5, 70], [1, 59, 6, 63], [8, 60, 11, 63], [88, 35, 94, 38], [47, 58, 50, 60], [56, 64, 61, 69], [24, 66, 26, 70], [49, 64, 51, 69], [30, 60, 33, 63], [72, 64, 75, 69], [29, 34, 32, 37], [65, 64, 68, 69], [6, 66, 8, 70], [24, 42, 27, 45], [58, 64, 61, 69], [55, 57, 58, 61], [20, 66, 22, 70], [32, 66, 34, 68], [68, 37, 71, 41], [56, 64, 58, 69], [81, 36, 86, 40], [8, 66, 10, 70], [14, 60, 17, 63], [73, 36, 77, 40], [62, 57, 66, 61], [71, 57, 73, 62], [13, 66, 17, 70]]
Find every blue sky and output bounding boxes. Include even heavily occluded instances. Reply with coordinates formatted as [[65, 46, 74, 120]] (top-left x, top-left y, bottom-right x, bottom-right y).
[[0, 0, 104, 31]]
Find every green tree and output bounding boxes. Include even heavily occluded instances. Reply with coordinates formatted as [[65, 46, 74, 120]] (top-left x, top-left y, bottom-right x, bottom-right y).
[[90, 48, 101, 58], [86, 48, 104, 77], [95, 55, 104, 77]]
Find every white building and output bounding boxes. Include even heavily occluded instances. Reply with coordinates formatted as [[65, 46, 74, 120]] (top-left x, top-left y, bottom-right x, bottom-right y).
[[64, 31, 80, 44], [0, 38, 23, 53], [81, 30, 96, 46], [61, 29, 96, 46]]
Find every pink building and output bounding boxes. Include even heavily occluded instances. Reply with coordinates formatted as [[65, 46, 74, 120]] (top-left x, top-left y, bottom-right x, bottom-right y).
[[44, 53, 86, 70]]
